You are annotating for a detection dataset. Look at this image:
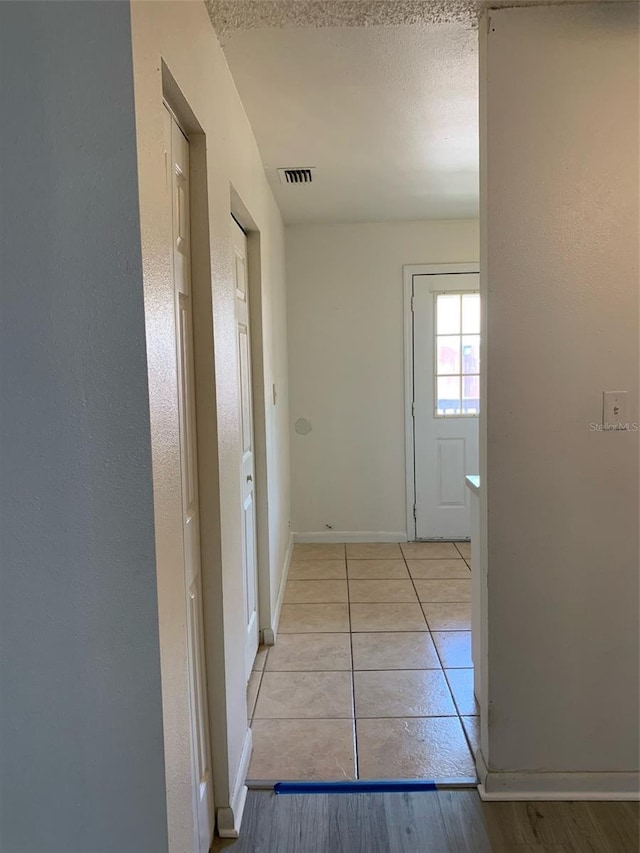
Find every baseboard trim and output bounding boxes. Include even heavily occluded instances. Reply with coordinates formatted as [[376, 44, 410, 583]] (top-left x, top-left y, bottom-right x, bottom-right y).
[[478, 767, 639, 801], [293, 531, 408, 543], [216, 727, 253, 838], [475, 746, 489, 788], [263, 533, 293, 646]]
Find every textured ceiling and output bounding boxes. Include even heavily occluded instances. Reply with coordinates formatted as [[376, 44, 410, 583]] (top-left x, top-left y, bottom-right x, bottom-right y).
[[206, 0, 619, 34], [208, 0, 479, 32], [206, 0, 621, 224], [219, 23, 478, 223]]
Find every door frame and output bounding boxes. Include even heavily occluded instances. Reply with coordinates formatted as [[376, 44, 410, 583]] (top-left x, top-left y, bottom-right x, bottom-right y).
[[159, 68, 225, 849], [230, 213, 260, 678], [229, 191, 272, 651], [165, 103, 216, 850], [403, 263, 480, 541]]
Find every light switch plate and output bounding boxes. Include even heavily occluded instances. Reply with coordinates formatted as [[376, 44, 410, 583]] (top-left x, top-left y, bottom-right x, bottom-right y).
[[603, 390, 628, 428]]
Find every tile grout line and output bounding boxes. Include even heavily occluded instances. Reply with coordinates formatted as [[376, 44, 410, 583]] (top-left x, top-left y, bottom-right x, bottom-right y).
[[431, 602, 476, 754], [249, 666, 264, 725], [253, 641, 272, 721], [403, 545, 476, 770], [403, 546, 431, 635], [251, 714, 473, 723], [345, 541, 361, 781], [248, 640, 273, 725], [252, 714, 467, 721], [263, 661, 470, 674]]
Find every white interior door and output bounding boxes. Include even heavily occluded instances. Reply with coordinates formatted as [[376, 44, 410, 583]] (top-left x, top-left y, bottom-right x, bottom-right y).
[[413, 271, 480, 540], [165, 105, 215, 853], [232, 218, 259, 680]]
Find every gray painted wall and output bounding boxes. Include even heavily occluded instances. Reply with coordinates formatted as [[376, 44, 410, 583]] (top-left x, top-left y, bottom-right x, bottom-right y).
[[0, 3, 169, 850]]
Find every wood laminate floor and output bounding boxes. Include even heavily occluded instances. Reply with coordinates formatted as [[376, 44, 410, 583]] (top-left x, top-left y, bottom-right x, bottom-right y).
[[212, 790, 639, 853]]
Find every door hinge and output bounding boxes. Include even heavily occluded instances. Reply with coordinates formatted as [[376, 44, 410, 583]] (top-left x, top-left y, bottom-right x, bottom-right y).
[[412, 401, 416, 418], [411, 295, 415, 312], [413, 504, 417, 520]]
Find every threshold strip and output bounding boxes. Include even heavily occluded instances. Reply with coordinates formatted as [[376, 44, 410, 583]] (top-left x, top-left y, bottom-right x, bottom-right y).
[[273, 780, 438, 795]]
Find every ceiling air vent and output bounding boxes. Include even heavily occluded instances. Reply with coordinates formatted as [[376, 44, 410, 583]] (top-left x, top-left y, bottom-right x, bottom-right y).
[[277, 167, 315, 185]]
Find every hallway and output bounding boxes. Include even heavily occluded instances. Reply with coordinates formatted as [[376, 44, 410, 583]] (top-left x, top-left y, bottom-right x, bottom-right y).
[[247, 542, 477, 783]]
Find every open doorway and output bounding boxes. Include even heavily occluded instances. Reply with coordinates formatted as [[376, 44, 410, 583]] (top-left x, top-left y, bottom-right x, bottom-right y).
[[245, 263, 480, 785], [214, 8, 481, 792]]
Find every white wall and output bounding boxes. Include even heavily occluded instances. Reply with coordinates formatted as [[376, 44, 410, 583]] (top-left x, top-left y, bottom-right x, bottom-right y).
[[0, 3, 168, 851], [130, 2, 291, 845], [480, 2, 639, 796], [286, 220, 479, 539]]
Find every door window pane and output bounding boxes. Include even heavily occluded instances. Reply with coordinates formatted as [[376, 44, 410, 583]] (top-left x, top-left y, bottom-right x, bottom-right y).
[[462, 293, 480, 334], [437, 376, 461, 416], [462, 335, 480, 373], [437, 336, 461, 375], [462, 375, 480, 414], [436, 294, 461, 335]]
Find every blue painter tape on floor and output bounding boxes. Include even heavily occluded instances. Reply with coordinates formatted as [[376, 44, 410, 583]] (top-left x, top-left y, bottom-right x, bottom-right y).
[[274, 780, 438, 795]]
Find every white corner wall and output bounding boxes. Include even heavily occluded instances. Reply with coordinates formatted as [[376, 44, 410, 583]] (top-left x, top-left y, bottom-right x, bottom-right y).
[[286, 220, 479, 540], [480, 2, 639, 797], [130, 2, 291, 846]]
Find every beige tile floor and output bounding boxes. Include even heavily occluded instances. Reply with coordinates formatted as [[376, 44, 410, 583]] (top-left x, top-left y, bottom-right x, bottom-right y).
[[247, 541, 477, 782]]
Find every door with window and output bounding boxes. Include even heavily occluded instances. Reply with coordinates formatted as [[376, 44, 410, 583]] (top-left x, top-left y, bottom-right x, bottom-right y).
[[412, 269, 480, 539]]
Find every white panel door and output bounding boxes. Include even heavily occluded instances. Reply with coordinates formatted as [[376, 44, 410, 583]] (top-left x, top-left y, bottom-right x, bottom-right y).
[[413, 272, 480, 539], [165, 106, 214, 853], [232, 218, 259, 680]]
